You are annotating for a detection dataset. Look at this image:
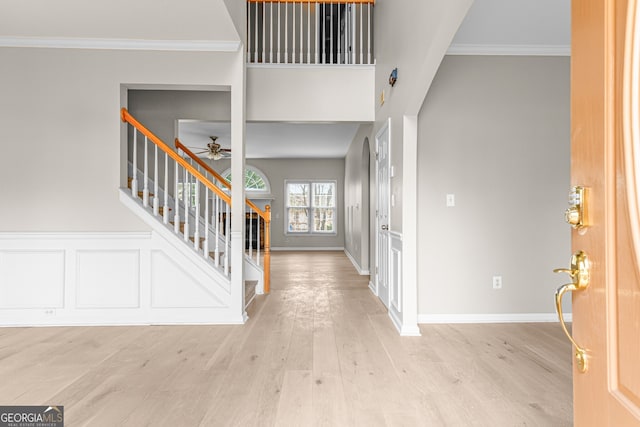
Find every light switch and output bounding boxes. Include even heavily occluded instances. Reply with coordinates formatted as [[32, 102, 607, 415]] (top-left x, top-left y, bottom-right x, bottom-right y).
[[391, 194, 396, 207], [446, 194, 455, 207], [390, 166, 395, 177]]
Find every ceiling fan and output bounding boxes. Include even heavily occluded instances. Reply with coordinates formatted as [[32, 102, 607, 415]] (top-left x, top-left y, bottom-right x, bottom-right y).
[[189, 136, 231, 161]]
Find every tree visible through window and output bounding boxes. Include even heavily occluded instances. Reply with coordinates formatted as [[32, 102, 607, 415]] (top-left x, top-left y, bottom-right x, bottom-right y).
[[286, 181, 336, 234]]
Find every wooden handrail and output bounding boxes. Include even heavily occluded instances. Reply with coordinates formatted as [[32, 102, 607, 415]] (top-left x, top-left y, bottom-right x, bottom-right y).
[[175, 138, 270, 222], [121, 108, 231, 205], [248, 0, 374, 3]]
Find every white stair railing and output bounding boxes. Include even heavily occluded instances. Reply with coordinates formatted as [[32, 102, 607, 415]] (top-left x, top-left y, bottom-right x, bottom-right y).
[[247, 0, 374, 65], [122, 108, 232, 279], [175, 139, 272, 292]]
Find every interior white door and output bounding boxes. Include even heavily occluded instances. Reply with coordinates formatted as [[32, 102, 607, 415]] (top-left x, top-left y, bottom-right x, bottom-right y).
[[376, 120, 391, 309]]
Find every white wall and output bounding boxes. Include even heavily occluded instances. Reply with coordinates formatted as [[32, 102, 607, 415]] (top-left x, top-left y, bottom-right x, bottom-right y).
[[0, 48, 240, 232], [247, 66, 374, 122], [417, 55, 571, 320], [0, 0, 239, 44]]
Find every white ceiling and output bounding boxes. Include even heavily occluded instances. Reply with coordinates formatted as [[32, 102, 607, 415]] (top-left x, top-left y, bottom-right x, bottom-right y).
[[178, 120, 360, 159], [451, 0, 571, 51]]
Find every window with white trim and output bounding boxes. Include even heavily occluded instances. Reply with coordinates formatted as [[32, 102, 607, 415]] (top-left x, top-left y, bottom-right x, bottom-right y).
[[221, 166, 271, 194], [285, 180, 336, 234]]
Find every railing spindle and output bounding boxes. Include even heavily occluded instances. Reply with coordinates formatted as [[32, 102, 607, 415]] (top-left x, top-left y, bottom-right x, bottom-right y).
[[248, 209, 253, 259], [131, 129, 138, 198], [307, 1, 311, 64], [367, 2, 371, 64], [330, 3, 334, 64], [292, 2, 296, 63], [183, 167, 190, 241], [143, 136, 149, 207], [153, 144, 159, 216], [359, 3, 363, 64], [254, 1, 259, 62], [194, 181, 200, 250], [163, 151, 169, 224], [285, 2, 288, 63], [174, 159, 180, 233], [299, 1, 303, 63], [270, 2, 274, 63], [315, 2, 319, 64], [277, 2, 281, 63], [262, 2, 266, 62], [204, 188, 210, 259], [224, 202, 230, 276], [338, 4, 341, 64], [215, 196, 220, 267]]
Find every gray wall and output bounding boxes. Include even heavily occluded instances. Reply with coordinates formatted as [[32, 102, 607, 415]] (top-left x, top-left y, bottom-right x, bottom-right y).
[[417, 55, 571, 316], [212, 159, 346, 249], [344, 124, 373, 271]]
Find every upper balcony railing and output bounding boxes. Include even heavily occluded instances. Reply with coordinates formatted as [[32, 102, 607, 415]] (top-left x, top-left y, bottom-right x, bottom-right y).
[[247, 0, 374, 65]]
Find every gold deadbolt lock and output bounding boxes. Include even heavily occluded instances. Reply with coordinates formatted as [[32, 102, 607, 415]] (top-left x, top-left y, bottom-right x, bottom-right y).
[[554, 251, 590, 373], [565, 186, 588, 229]]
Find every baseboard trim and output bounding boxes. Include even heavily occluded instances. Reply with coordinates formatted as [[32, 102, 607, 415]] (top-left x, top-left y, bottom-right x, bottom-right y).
[[343, 249, 370, 275], [271, 246, 344, 251], [418, 313, 571, 324]]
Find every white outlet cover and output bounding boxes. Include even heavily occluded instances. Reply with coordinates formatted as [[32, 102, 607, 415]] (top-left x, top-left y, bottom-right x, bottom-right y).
[[446, 194, 455, 207]]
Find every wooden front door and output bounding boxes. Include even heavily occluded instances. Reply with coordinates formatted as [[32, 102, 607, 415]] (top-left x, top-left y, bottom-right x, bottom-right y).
[[568, 0, 640, 424]]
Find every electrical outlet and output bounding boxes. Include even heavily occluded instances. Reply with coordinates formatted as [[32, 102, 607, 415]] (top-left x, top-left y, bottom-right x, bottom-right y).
[[492, 276, 503, 290]]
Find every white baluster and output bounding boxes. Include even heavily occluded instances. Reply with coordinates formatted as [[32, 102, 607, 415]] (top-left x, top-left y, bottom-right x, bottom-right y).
[[193, 182, 200, 251], [292, 2, 296, 64], [307, 0, 311, 64], [270, 2, 274, 63], [315, 2, 319, 64], [248, 209, 253, 259], [256, 211, 261, 266], [163, 151, 169, 224], [254, 1, 259, 62], [153, 144, 159, 216], [204, 187, 210, 259], [183, 168, 190, 241], [224, 202, 230, 277], [299, 0, 303, 63], [367, 3, 371, 64], [143, 136, 149, 207], [131, 128, 138, 198], [214, 195, 220, 267], [262, 1, 266, 62], [338, 3, 341, 64], [352, 3, 356, 64], [330, 3, 333, 64], [174, 160, 180, 233], [359, 3, 363, 64], [277, 2, 281, 63], [285, 2, 288, 63]]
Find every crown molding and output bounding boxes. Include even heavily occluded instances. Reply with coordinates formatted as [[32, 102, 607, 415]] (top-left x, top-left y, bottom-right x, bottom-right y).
[[0, 36, 241, 52], [447, 43, 571, 57]]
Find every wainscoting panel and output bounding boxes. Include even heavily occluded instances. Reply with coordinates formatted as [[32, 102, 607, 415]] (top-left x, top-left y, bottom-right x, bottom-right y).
[[150, 250, 225, 309], [388, 232, 403, 332], [76, 250, 140, 309], [0, 250, 65, 309], [0, 232, 238, 326]]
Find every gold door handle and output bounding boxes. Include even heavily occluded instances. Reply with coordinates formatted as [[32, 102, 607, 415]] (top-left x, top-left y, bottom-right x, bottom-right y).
[[553, 251, 590, 373]]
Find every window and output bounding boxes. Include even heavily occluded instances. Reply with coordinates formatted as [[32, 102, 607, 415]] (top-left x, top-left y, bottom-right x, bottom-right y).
[[221, 166, 270, 194], [286, 181, 336, 234]]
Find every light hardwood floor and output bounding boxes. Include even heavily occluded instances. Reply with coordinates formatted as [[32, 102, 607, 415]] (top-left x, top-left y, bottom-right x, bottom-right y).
[[0, 251, 573, 426]]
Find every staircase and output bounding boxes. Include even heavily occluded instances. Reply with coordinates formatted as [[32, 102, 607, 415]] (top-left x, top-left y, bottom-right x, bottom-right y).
[[120, 108, 270, 320]]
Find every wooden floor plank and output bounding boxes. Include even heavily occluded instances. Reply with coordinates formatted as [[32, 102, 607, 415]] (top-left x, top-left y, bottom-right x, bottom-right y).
[[0, 251, 572, 426]]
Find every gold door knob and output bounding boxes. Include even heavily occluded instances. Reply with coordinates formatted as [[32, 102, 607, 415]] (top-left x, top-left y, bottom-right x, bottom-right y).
[[553, 251, 590, 373]]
